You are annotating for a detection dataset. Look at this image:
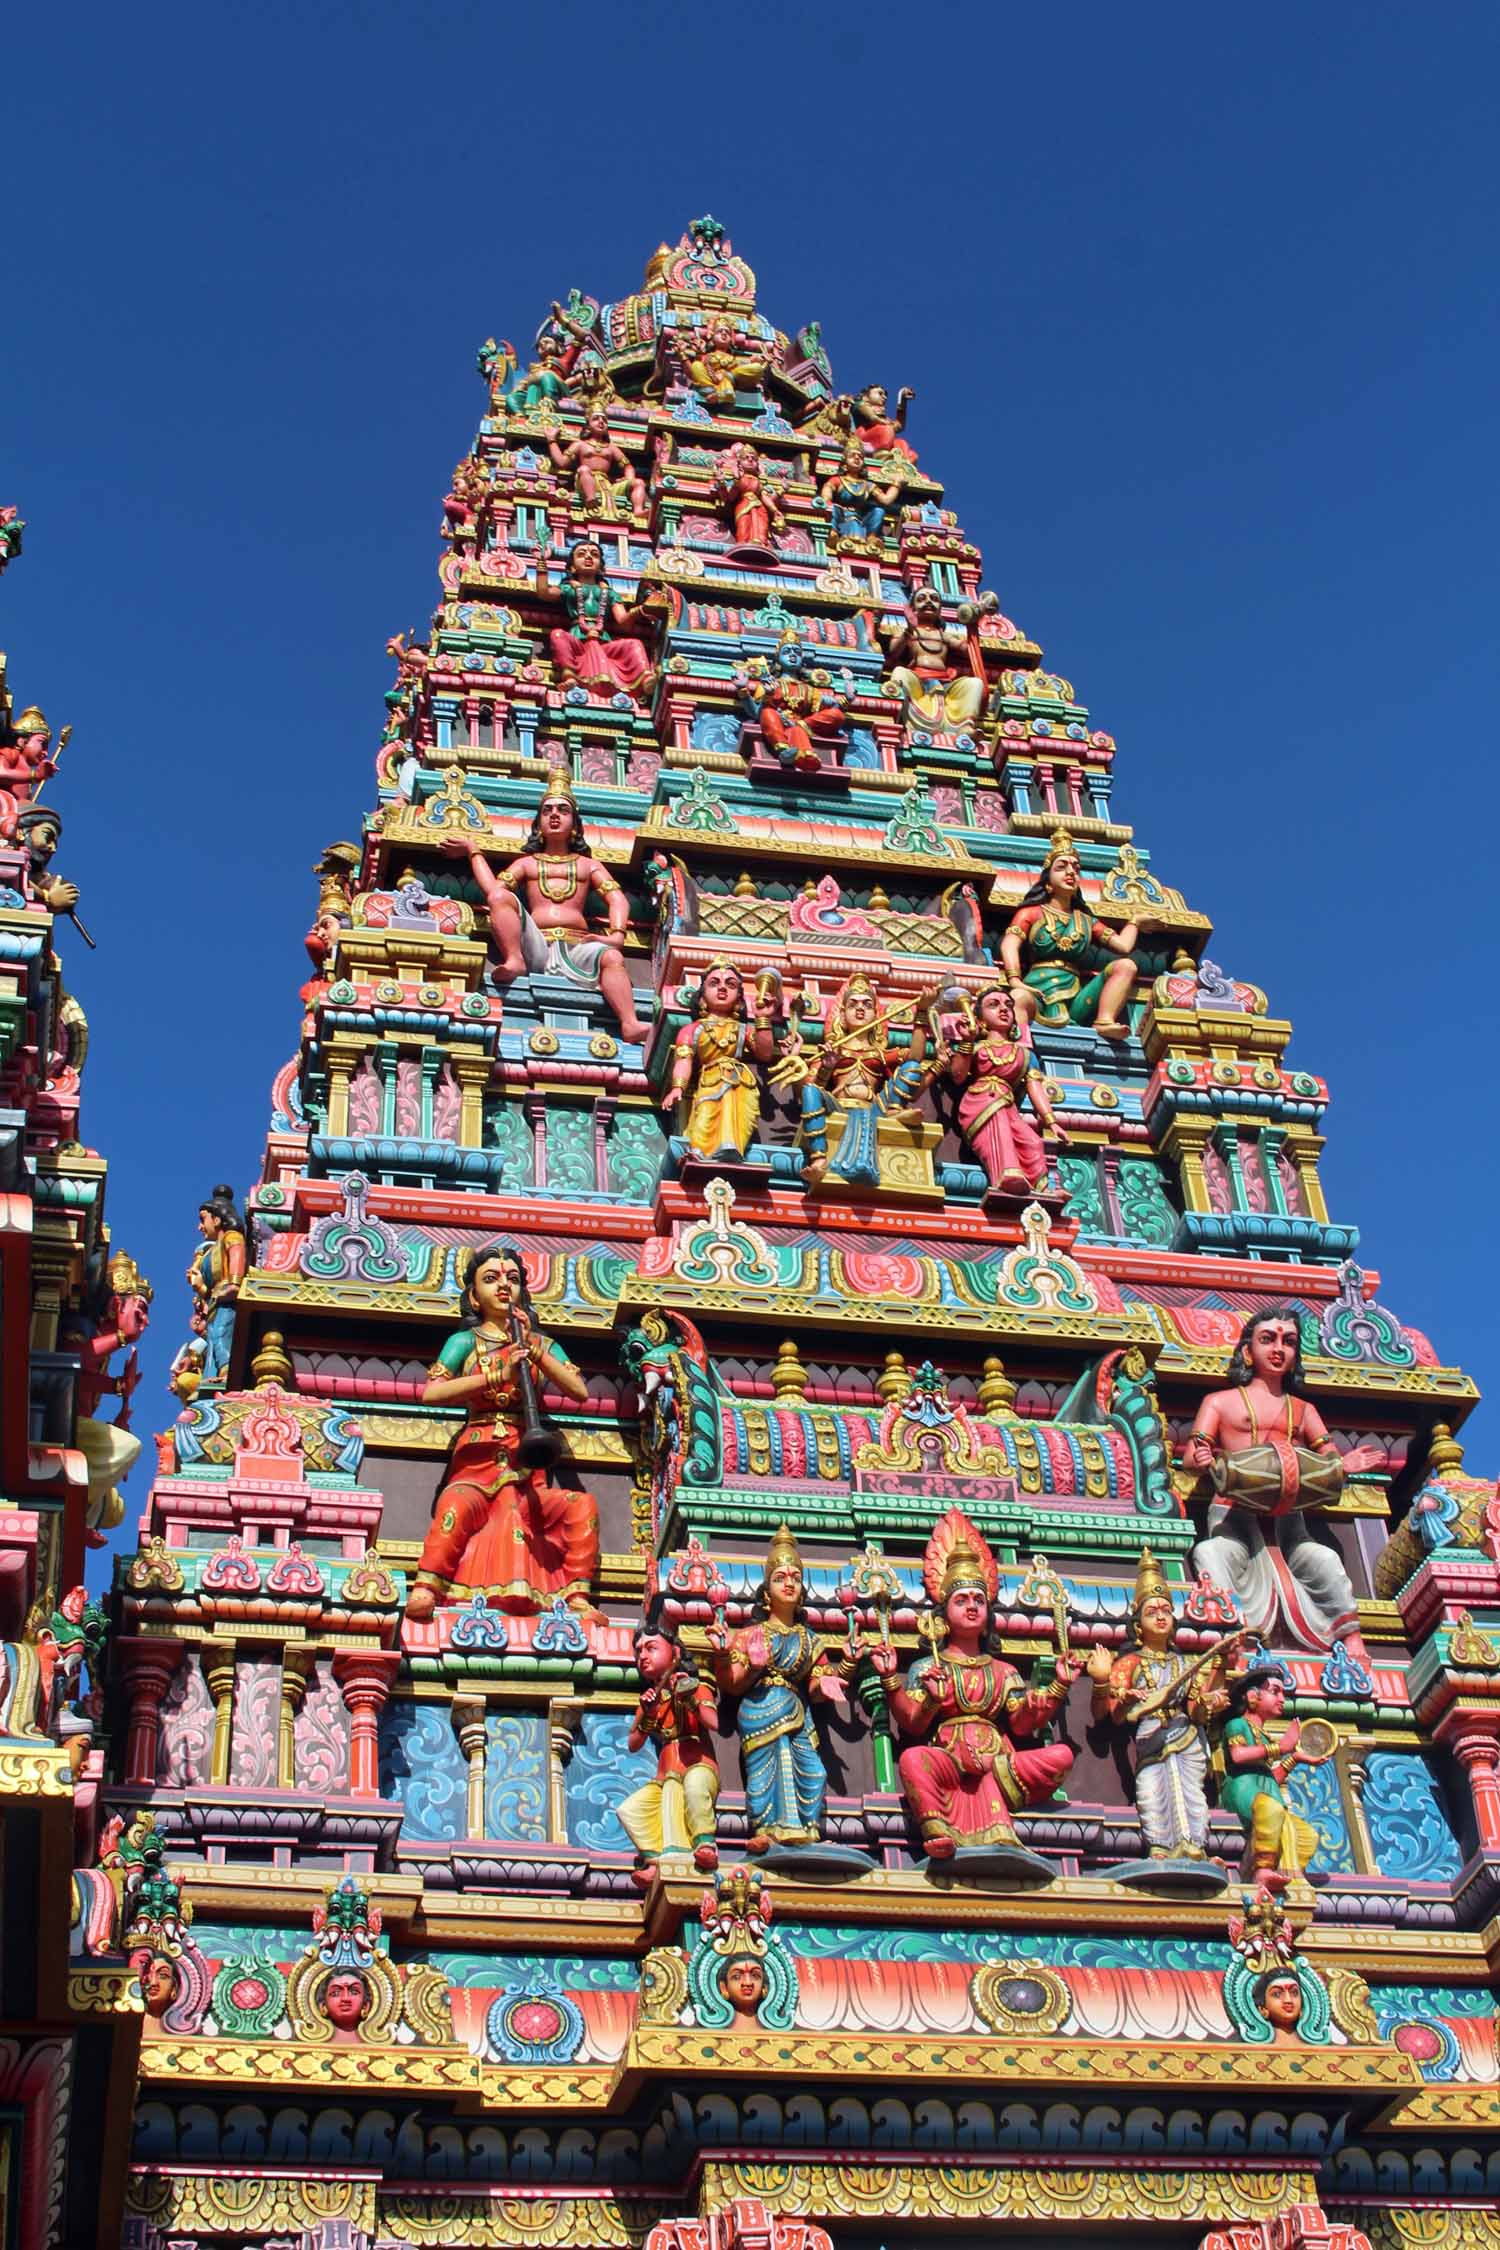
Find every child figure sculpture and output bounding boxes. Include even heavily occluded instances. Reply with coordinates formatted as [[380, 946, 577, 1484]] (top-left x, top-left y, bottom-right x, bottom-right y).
[[618, 1621, 721, 1887]]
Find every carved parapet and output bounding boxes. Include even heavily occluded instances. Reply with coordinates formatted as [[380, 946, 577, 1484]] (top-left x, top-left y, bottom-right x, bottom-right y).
[[647, 2200, 834, 2250], [1202, 2205, 1374, 2250]]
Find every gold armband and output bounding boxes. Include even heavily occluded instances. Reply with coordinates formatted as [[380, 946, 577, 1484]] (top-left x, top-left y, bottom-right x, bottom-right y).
[[595, 873, 622, 898]]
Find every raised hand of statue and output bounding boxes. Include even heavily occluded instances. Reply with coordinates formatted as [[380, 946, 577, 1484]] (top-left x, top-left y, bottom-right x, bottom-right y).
[[897, 387, 915, 409], [1279, 1717, 1302, 1760], [439, 833, 477, 859], [1342, 1443, 1385, 1476], [1182, 1431, 1216, 1472], [1052, 1652, 1083, 1690], [867, 1639, 899, 1679], [1085, 1645, 1114, 1684], [812, 1669, 848, 1707], [922, 1663, 957, 1713]]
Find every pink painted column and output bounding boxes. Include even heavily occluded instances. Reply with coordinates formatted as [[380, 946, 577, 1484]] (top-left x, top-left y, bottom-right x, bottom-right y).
[[114, 1638, 184, 1786], [1447, 1727, 1500, 1852], [332, 1648, 401, 1798]]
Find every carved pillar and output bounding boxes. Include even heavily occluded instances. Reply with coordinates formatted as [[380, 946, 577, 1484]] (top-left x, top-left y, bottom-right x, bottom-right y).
[[279, 1647, 317, 1789], [525, 1094, 549, 1189], [419, 1048, 443, 1138], [325, 1033, 364, 1139], [202, 1641, 237, 1786], [375, 1038, 400, 1135], [1163, 1116, 1213, 1214], [451, 1051, 491, 1151], [452, 1695, 488, 1836], [115, 1637, 185, 1787], [1446, 1726, 1500, 1852], [332, 1648, 401, 1798], [1211, 1122, 1250, 1212], [1001, 756, 1036, 816], [1335, 1736, 1379, 1875], [592, 1096, 617, 1194], [1284, 1127, 1330, 1223], [1257, 1125, 1290, 1218], [548, 1698, 583, 1844]]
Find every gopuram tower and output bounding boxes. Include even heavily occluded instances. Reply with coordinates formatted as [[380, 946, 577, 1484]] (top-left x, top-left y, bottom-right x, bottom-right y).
[[99, 221, 1500, 2250]]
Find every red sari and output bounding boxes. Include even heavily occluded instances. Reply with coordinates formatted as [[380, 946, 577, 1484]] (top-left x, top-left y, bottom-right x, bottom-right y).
[[413, 1330, 598, 1611]]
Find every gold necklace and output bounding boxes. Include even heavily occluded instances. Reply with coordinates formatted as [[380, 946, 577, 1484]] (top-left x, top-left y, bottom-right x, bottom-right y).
[[536, 855, 578, 901]]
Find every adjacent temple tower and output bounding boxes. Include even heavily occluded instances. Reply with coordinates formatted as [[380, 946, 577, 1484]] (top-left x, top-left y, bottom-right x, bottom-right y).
[[0, 508, 156, 2250], [101, 223, 1499, 2250]]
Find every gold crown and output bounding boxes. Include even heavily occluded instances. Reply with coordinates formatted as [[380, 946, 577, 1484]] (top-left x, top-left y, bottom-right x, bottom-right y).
[[940, 1535, 991, 1602], [15, 705, 47, 735], [1132, 1545, 1169, 1616], [107, 1250, 153, 1303], [765, 1523, 802, 1577], [1043, 827, 1079, 870], [841, 972, 877, 997], [539, 766, 577, 804]]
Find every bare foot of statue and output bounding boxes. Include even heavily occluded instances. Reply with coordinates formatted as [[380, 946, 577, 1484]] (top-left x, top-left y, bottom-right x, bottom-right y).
[[1095, 1020, 1130, 1042], [693, 1842, 719, 1872], [924, 1833, 956, 1861], [404, 1585, 438, 1622]]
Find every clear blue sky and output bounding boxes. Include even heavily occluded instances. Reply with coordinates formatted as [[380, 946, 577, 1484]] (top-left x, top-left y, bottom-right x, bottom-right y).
[[7, 2, 1496, 1581]]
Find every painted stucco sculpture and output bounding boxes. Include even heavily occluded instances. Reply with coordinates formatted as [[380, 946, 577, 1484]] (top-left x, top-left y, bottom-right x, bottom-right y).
[[65, 224, 1500, 2250]]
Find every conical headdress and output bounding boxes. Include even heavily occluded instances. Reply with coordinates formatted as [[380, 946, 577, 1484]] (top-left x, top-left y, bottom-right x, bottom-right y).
[[923, 1508, 999, 1607], [1132, 1545, 1169, 1619], [1043, 827, 1078, 871], [765, 1523, 802, 1579]]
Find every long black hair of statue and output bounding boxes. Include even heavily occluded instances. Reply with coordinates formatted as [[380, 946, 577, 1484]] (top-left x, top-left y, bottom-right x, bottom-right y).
[[1227, 1303, 1309, 1398], [461, 1239, 536, 1328]]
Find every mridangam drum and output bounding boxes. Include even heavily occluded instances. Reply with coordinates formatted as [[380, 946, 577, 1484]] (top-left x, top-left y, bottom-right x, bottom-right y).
[[1211, 1441, 1345, 1518]]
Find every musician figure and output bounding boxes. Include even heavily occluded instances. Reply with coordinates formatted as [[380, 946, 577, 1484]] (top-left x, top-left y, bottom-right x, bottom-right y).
[[405, 1242, 600, 1623], [1087, 1548, 1239, 1861]]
